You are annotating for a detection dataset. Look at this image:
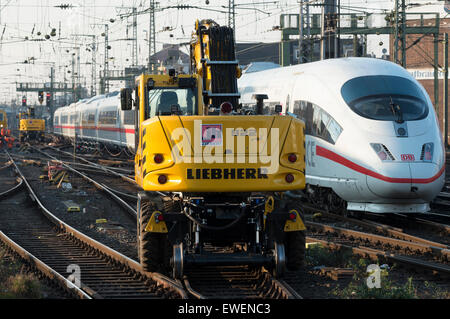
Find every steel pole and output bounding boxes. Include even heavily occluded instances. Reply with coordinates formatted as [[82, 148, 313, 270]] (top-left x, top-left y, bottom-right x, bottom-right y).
[[299, 0, 304, 64], [444, 33, 448, 148], [434, 33, 439, 117]]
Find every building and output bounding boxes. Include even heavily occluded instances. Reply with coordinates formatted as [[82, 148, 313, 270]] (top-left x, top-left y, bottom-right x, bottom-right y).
[[389, 17, 449, 133], [150, 44, 190, 74]]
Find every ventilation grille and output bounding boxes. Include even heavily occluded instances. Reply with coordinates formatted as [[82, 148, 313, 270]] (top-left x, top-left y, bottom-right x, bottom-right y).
[[382, 144, 395, 161], [420, 144, 425, 161]]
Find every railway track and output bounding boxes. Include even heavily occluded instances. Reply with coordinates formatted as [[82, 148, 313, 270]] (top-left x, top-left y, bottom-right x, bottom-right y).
[[281, 202, 450, 278], [26, 145, 138, 216], [301, 203, 449, 246], [0, 150, 187, 299], [306, 222, 450, 275], [45, 145, 135, 180], [4, 148, 301, 299], [182, 266, 301, 299]]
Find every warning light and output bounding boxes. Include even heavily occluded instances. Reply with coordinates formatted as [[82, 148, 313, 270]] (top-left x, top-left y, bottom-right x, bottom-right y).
[[154, 154, 164, 164], [22, 97, 27, 107], [288, 154, 297, 163], [285, 173, 294, 183], [158, 175, 168, 184], [46, 93, 52, 105], [289, 212, 297, 221]]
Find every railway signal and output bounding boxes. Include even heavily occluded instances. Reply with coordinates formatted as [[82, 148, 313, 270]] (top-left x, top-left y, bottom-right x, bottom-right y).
[[22, 96, 27, 107], [46, 92, 52, 105]]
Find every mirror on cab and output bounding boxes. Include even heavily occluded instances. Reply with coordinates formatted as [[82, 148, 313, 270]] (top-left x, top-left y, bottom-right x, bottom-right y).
[[274, 105, 282, 114], [120, 88, 133, 111]]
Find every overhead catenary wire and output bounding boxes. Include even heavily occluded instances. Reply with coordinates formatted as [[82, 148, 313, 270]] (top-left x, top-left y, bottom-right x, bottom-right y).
[[0, 0, 447, 105]]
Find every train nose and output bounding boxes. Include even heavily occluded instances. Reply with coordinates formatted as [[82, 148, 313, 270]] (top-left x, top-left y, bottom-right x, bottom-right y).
[[366, 162, 444, 201], [409, 162, 445, 201]]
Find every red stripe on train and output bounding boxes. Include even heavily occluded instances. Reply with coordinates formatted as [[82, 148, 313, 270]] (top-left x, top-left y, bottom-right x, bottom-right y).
[[54, 125, 134, 134], [315, 145, 444, 184]]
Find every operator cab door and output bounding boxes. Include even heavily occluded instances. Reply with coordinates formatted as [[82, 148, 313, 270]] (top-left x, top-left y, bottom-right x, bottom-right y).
[[135, 84, 144, 180]]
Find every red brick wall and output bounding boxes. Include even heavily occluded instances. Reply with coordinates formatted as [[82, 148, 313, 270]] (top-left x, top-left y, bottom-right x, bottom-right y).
[[389, 18, 449, 68], [389, 18, 449, 138], [418, 79, 449, 136]]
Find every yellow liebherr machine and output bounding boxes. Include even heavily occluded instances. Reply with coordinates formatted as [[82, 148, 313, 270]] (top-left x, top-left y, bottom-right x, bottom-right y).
[[19, 107, 45, 142], [121, 20, 306, 278], [0, 109, 7, 129]]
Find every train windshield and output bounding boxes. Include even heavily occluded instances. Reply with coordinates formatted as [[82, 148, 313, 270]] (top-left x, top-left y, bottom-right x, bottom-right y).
[[148, 88, 197, 117], [341, 75, 428, 121]]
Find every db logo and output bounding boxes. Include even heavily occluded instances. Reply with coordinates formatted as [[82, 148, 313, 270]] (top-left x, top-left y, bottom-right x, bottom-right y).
[[401, 154, 415, 161]]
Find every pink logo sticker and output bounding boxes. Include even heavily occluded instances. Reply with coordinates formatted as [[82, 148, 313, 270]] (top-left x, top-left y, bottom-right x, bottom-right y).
[[202, 124, 222, 146]]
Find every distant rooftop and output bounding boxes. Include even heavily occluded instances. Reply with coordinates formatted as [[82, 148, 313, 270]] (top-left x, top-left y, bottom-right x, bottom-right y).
[[242, 62, 281, 74]]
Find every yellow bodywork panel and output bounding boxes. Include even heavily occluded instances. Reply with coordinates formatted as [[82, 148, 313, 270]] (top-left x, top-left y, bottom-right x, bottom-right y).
[[144, 211, 168, 233], [137, 114, 306, 193], [284, 209, 307, 232], [20, 119, 45, 132], [0, 110, 7, 129]]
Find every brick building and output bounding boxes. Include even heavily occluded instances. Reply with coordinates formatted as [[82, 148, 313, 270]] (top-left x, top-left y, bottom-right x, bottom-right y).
[[390, 17, 449, 135]]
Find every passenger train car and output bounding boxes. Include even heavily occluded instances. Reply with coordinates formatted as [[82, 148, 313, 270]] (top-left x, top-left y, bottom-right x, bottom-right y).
[[53, 91, 135, 151], [238, 57, 445, 214]]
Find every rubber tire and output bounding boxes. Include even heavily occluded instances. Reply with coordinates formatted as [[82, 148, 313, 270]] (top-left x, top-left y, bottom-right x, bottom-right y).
[[285, 230, 306, 271], [139, 200, 171, 273]]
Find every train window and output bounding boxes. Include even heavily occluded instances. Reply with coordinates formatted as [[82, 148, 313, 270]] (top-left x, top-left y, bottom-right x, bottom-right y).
[[61, 115, 68, 124], [82, 114, 87, 125], [123, 111, 135, 125], [312, 106, 322, 136], [99, 111, 117, 125], [70, 114, 78, 124], [293, 100, 314, 135], [341, 75, 428, 121], [294, 100, 343, 144], [148, 88, 197, 118], [327, 120, 343, 143], [88, 113, 95, 124], [54, 116, 59, 125]]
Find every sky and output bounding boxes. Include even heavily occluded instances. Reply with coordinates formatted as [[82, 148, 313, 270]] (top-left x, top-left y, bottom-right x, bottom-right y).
[[0, 0, 448, 104]]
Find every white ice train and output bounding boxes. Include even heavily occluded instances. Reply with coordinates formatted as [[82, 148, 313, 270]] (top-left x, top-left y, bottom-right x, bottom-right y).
[[53, 57, 445, 214], [238, 57, 445, 214], [53, 91, 136, 151]]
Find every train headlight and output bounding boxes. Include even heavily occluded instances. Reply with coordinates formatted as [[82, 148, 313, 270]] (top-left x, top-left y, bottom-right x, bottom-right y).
[[370, 143, 394, 161], [421, 143, 434, 162]]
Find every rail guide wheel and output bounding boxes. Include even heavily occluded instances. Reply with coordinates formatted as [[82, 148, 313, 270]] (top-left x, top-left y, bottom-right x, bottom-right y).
[[172, 243, 184, 279], [273, 242, 286, 278]]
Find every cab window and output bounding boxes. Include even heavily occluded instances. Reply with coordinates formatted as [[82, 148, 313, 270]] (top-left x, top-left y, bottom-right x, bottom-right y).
[[341, 75, 428, 121], [148, 88, 197, 118]]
